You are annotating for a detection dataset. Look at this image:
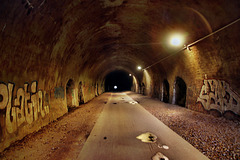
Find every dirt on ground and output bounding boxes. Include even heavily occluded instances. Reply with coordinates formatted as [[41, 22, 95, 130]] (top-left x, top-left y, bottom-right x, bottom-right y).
[[0, 92, 111, 160], [127, 92, 240, 160], [0, 92, 239, 160]]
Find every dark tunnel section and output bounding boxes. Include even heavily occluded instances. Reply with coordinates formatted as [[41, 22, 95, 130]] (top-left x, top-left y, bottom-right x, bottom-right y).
[[105, 70, 133, 92], [174, 77, 187, 107], [162, 79, 169, 103]]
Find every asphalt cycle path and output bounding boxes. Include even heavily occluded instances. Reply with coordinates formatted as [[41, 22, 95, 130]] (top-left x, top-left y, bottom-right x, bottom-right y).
[[77, 92, 209, 160]]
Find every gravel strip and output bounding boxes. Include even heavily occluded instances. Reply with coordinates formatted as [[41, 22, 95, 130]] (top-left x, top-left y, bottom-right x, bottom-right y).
[[128, 92, 240, 160]]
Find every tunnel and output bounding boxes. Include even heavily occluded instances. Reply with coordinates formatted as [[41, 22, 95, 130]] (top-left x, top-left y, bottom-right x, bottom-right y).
[[104, 70, 133, 92], [0, 0, 240, 159]]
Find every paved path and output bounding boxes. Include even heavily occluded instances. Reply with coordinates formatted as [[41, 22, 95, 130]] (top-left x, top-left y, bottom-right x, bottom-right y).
[[77, 93, 209, 160]]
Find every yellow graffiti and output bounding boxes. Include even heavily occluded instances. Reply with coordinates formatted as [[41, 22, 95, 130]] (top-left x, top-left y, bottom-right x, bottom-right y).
[[0, 81, 49, 134]]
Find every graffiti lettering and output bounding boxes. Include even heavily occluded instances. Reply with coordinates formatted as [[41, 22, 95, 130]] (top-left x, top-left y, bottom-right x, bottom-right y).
[[0, 83, 8, 109], [15, 87, 25, 127], [197, 79, 240, 114], [0, 81, 49, 133], [6, 83, 17, 133]]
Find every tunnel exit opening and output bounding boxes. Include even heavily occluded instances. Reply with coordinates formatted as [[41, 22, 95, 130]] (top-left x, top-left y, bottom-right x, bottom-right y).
[[173, 77, 187, 107], [105, 70, 133, 92]]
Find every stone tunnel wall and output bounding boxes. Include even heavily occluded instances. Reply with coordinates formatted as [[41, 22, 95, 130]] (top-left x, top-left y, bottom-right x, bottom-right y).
[[0, 0, 106, 152], [0, 77, 103, 152], [141, 22, 240, 119]]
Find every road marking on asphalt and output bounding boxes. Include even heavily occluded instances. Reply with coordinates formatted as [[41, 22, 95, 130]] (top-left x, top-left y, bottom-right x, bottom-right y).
[[129, 101, 138, 104]]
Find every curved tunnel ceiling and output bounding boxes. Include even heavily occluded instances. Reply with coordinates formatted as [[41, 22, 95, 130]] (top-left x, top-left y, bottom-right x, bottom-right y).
[[59, 0, 207, 78], [1, 0, 240, 87]]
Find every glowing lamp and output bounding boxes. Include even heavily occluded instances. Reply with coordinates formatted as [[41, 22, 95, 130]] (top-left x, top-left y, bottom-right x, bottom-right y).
[[169, 34, 185, 47]]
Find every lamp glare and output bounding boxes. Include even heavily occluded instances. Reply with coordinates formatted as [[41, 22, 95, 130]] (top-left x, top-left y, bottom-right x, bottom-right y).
[[169, 34, 184, 47]]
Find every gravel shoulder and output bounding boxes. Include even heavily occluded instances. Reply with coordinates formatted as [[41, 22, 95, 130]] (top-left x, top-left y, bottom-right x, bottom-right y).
[[127, 92, 240, 160]]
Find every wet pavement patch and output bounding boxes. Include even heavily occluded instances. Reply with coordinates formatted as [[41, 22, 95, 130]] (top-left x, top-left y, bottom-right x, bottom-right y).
[[137, 132, 170, 160], [136, 132, 157, 143], [152, 152, 169, 160], [129, 101, 138, 105], [158, 144, 169, 149]]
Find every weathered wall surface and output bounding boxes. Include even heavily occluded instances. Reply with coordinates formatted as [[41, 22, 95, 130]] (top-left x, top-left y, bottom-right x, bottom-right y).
[[0, 0, 105, 152], [140, 1, 240, 119], [0, 81, 62, 152], [143, 34, 240, 119], [0, 77, 102, 152]]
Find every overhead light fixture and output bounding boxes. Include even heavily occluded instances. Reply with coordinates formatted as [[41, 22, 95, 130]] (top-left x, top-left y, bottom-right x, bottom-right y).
[[137, 66, 142, 70], [169, 33, 185, 47], [129, 74, 132, 76], [114, 86, 117, 89], [142, 17, 240, 70], [184, 44, 192, 51]]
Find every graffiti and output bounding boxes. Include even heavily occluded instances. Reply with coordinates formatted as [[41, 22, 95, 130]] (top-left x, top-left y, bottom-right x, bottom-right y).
[[54, 87, 64, 99], [197, 79, 240, 114], [0, 81, 49, 133]]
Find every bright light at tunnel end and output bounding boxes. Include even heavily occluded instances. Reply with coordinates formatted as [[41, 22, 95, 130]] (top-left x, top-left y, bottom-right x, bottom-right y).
[[114, 85, 117, 89]]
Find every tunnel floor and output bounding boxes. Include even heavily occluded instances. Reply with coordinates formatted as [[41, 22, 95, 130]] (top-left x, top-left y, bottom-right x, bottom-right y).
[[78, 92, 208, 160], [0, 92, 239, 160]]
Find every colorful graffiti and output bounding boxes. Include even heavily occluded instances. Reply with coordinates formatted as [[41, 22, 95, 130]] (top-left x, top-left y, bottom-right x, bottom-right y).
[[0, 81, 49, 134], [54, 87, 64, 99], [197, 79, 240, 114]]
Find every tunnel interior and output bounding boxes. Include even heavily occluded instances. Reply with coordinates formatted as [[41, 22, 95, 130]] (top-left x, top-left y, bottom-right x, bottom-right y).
[[0, 0, 240, 154], [104, 70, 133, 92]]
